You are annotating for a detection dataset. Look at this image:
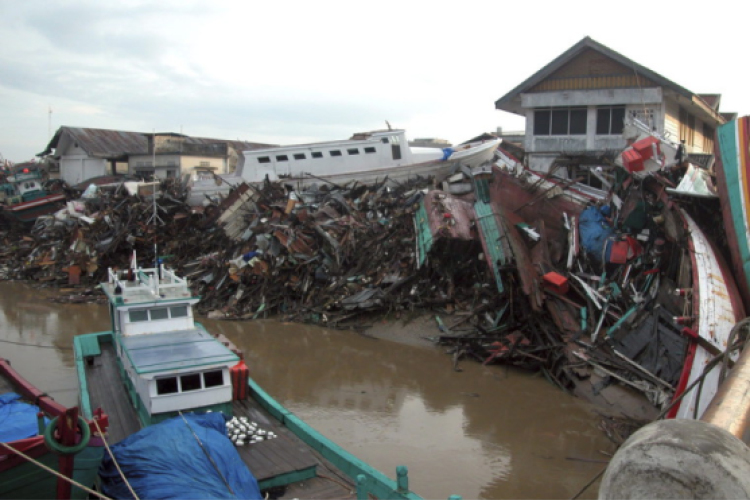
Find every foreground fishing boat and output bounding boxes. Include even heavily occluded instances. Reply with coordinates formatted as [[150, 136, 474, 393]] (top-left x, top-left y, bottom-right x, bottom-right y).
[[75, 260, 426, 499], [0, 163, 66, 225], [0, 358, 108, 499]]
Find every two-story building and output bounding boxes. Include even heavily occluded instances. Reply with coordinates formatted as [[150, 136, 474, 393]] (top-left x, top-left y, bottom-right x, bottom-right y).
[[40, 126, 275, 185], [495, 37, 735, 182]]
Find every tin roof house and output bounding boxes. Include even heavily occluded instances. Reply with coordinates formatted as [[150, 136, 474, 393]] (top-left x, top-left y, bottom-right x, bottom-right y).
[[40, 126, 274, 186], [495, 37, 734, 182]]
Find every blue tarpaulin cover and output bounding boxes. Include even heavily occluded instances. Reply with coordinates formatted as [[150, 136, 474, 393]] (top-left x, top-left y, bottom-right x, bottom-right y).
[[0, 392, 47, 442], [100, 413, 262, 500], [579, 206, 614, 263]]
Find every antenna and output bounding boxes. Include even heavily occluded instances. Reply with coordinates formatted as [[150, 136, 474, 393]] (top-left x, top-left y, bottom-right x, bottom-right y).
[[48, 105, 52, 140]]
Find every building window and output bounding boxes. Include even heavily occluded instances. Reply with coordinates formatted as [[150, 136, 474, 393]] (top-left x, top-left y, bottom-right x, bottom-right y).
[[293, 153, 306, 160], [156, 377, 178, 395], [680, 108, 696, 147], [258, 156, 271, 164], [596, 106, 626, 135], [347, 148, 359, 155], [330, 150, 342, 157], [276, 155, 289, 161], [534, 108, 587, 136], [199, 161, 210, 167], [364, 147, 376, 154], [630, 108, 656, 130], [703, 124, 715, 153]]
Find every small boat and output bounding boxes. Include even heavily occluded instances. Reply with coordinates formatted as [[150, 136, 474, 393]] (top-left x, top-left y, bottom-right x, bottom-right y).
[[187, 129, 500, 206], [0, 163, 66, 225], [0, 358, 109, 499], [75, 258, 427, 499]]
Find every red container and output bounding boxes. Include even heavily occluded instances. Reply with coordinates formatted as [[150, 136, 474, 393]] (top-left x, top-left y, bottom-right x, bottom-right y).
[[230, 359, 249, 401], [622, 149, 644, 173], [543, 272, 569, 294], [632, 136, 660, 160]]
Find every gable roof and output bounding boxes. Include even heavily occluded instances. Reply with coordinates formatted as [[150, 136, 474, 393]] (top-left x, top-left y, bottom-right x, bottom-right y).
[[40, 126, 276, 159], [40, 126, 148, 159], [495, 37, 724, 124]]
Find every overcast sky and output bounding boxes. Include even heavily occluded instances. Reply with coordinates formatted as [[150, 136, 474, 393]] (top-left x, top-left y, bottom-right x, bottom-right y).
[[1, 0, 747, 162]]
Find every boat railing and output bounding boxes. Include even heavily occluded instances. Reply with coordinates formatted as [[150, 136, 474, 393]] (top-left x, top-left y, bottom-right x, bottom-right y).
[[108, 265, 190, 299]]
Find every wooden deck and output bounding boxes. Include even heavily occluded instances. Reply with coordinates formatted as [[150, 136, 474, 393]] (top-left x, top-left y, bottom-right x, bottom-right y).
[[82, 341, 355, 498]]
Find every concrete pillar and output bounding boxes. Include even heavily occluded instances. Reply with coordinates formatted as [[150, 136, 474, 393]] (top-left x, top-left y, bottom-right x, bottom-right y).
[[599, 419, 750, 499]]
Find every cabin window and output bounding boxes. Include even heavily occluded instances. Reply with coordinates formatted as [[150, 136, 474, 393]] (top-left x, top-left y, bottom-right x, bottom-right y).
[[330, 150, 342, 157], [276, 155, 289, 161], [381, 137, 389, 144], [596, 106, 626, 135], [171, 305, 188, 318], [180, 373, 202, 392], [534, 108, 586, 136], [149, 308, 169, 320], [258, 157, 271, 164], [364, 147, 376, 154], [347, 148, 359, 155], [293, 153, 306, 160], [204, 370, 224, 388], [311, 152, 323, 159], [129, 310, 149, 323], [156, 377, 178, 395]]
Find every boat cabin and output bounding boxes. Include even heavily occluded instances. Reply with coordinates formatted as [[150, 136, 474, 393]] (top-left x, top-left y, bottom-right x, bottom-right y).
[[0, 165, 48, 205], [237, 129, 447, 182], [101, 265, 239, 425]]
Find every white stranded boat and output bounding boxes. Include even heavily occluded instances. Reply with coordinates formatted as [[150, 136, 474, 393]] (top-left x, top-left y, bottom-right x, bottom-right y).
[[187, 129, 500, 205]]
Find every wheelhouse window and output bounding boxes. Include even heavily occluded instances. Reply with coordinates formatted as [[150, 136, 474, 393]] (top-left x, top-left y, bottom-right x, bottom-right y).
[[293, 153, 306, 160], [129, 310, 149, 322], [364, 147, 376, 154], [156, 377, 178, 395], [171, 305, 188, 318], [204, 370, 224, 388], [258, 156, 271, 164], [330, 150, 342, 157], [534, 108, 587, 136], [596, 106, 626, 135], [311, 152, 323, 159], [180, 373, 202, 392], [275, 155, 289, 162], [347, 148, 359, 155], [150, 307, 169, 321]]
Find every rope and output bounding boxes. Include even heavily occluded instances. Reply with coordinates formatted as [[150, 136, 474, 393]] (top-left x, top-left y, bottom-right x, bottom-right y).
[[0, 441, 111, 500], [92, 418, 139, 500], [178, 411, 234, 496], [0, 338, 71, 349]]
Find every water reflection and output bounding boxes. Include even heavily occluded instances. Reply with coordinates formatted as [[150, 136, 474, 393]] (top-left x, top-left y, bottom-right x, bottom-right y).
[[0, 284, 612, 499]]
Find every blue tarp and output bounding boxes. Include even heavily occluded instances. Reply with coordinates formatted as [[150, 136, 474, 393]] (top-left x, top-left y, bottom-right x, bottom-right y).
[[0, 392, 47, 442], [100, 413, 262, 500], [579, 206, 614, 263]]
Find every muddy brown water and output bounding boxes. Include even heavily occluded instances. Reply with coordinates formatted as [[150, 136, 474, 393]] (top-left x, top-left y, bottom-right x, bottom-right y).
[[0, 282, 615, 499]]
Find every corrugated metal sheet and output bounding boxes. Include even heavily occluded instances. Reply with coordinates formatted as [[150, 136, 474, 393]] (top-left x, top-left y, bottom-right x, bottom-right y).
[[474, 199, 505, 293]]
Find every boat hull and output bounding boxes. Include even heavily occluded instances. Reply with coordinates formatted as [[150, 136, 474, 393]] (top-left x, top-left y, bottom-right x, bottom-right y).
[[715, 116, 750, 311], [3, 193, 66, 223], [669, 210, 746, 419]]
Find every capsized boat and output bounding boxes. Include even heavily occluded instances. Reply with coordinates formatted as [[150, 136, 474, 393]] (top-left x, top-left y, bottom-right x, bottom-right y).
[[426, 148, 745, 423], [0, 163, 66, 224], [75, 258, 429, 499], [0, 358, 109, 499]]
